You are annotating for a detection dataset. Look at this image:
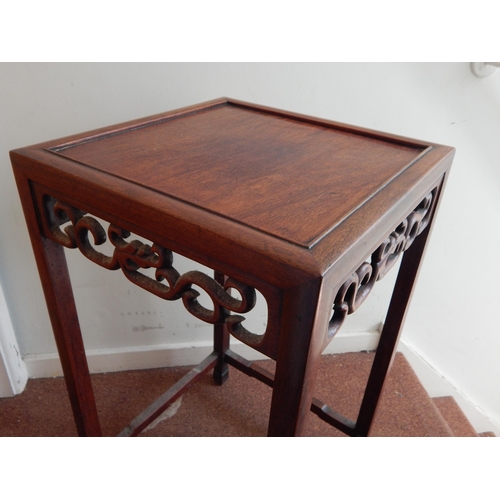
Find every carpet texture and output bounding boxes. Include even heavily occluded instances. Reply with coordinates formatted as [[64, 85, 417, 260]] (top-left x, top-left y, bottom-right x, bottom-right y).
[[0, 352, 488, 437]]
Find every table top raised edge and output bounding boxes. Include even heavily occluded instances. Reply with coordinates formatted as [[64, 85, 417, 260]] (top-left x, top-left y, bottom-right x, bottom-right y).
[[10, 98, 455, 288]]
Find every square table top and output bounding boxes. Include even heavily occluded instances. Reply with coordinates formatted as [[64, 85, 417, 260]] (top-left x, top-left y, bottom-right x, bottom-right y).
[[11, 98, 454, 286]]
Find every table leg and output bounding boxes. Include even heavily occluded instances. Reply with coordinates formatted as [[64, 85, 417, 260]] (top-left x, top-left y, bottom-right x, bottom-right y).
[[354, 182, 446, 436], [267, 279, 325, 436], [13, 172, 101, 436], [37, 239, 102, 436], [213, 271, 230, 385]]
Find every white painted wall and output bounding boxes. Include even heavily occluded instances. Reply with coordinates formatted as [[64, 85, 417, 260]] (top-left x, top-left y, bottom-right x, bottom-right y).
[[1, 63, 499, 428]]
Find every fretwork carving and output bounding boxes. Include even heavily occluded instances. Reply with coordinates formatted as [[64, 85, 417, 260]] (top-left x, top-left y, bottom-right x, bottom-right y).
[[40, 195, 264, 345], [328, 190, 435, 339]]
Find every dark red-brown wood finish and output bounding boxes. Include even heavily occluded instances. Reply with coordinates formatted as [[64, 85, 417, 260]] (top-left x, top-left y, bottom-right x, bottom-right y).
[[10, 98, 454, 436]]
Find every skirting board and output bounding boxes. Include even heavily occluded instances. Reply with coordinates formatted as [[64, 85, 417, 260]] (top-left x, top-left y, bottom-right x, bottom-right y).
[[0, 284, 28, 397], [398, 339, 500, 436], [23, 330, 381, 379]]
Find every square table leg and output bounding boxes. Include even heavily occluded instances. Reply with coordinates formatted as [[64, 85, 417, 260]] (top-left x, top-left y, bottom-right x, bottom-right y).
[[213, 271, 230, 385], [267, 279, 327, 436], [38, 240, 102, 436], [14, 172, 101, 436], [354, 178, 448, 436]]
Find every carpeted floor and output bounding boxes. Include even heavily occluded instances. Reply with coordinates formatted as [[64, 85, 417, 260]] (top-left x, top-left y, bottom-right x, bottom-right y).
[[0, 351, 487, 437]]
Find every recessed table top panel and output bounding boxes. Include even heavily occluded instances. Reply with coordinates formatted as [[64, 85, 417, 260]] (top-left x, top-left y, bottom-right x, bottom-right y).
[[50, 102, 425, 248]]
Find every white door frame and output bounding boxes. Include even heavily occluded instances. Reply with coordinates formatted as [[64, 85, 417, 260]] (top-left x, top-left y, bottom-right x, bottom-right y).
[[0, 281, 27, 397]]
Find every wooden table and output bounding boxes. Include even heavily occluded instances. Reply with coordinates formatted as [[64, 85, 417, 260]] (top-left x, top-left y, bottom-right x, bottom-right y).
[[10, 98, 454, 436]]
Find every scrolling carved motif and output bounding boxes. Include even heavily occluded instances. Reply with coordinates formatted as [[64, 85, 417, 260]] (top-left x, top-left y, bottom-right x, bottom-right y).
[[41, 195, 263, 345], [328, 190, 435, 339]]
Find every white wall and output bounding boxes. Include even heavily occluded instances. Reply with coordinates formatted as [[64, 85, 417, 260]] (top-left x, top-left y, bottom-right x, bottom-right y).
[[1, 63, 499, 427]]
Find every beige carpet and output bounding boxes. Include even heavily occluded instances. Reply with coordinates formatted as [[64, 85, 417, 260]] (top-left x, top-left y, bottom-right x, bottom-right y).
[[0, 352, 488, 437]]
